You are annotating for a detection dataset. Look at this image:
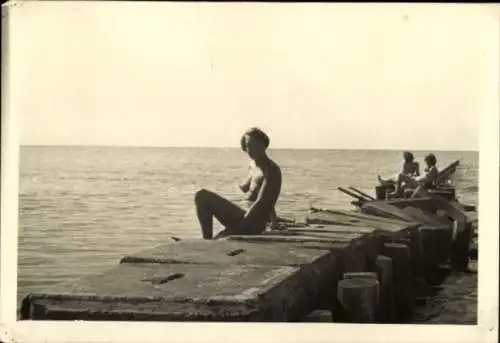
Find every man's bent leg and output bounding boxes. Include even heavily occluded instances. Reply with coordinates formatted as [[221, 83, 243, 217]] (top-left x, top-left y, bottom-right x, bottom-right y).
[[195, 189, 215, 239], [195, 188, 245, 240]]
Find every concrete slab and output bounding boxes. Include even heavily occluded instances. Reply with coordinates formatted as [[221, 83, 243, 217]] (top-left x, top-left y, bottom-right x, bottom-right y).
[[219, 234, 356, 313], [22, 296, 261, 321], [120, 239, 333, 268], [21, 263, 326, 321], [230, 226, 380, 274], [226, 225, 384, 305]]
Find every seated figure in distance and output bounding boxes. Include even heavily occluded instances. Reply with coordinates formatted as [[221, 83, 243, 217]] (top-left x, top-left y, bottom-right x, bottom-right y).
[[378, 151, 420, 188]]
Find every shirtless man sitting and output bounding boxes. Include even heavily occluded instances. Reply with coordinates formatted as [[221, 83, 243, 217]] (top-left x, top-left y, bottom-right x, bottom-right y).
[[378, 151, 420, 187], [194, 127, 282, 240], [391, 153, 438, 196]]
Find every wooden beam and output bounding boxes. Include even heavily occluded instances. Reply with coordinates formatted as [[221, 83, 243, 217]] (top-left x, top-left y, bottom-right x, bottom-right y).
[[410, 160, 460, 199]]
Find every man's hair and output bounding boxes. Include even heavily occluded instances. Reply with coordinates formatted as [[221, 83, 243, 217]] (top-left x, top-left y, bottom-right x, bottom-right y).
[[403, 151, 414, 162], [240, 127, 270, 152], [424, 153, 437, 166]]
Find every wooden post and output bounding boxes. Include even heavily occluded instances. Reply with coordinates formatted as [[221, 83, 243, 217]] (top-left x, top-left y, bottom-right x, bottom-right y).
[[382, 242, 414, 321], [381, 230, 424, 284], [337, 277, 380, 323], [374, 255, 395, 323], [450, 220, 472, 271], [330, 280, 346, 322], [436, 227, 453, 264], [330, 251, 349, 322], [419, 227, 440, 270], [343, 241, 367, 273], [375, 185, 387, 200], [430, 196, 470, 271], [420, 226, 453, 267], [348, 187, 376, 201], [407, 228, 425, 280], [470, 237, 478, 260]]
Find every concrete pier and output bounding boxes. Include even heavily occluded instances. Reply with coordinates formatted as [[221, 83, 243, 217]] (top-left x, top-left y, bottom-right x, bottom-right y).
[[20, 195, 470, 323], [22, 263, 311, 321]]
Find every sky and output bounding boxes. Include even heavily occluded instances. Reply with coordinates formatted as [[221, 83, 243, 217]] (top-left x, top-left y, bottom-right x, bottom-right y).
[[7, 2, 494, 150]]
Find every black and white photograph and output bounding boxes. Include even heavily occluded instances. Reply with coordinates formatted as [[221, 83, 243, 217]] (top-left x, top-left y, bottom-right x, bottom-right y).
[[1, 2, 498, 343]]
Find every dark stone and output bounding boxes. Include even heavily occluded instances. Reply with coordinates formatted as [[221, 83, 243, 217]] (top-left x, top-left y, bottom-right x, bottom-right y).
[[382, 243, 414, 321]]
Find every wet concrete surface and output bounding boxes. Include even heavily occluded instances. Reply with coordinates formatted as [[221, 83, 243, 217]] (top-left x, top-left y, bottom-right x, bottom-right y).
[[120, 239, 333, 266]]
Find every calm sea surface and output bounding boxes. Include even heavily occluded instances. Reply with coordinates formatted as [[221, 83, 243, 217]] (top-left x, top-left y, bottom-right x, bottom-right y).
[[17, 147, 478, 310]]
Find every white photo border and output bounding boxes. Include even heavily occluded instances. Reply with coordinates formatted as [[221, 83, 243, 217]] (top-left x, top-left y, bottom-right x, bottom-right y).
[[1, 2, 498, 343]]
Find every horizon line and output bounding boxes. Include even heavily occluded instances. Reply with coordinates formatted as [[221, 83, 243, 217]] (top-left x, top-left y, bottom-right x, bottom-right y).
[[19, 144, 479, 153]]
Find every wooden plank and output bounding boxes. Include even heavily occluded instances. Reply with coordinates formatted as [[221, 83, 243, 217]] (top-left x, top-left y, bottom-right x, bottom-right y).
[[387, 197, 438, 212], [399, 207, 452, 228], [375, 197, 454, 227], [437, 159, 461, 180], [410, 160, 460, 198], [362, 200, 452, 228], [348, 187, 376, 201], [310, 208, 419, 227], [306, 211, 411, 234], [226, 233, 362, 245], [224, 235, 352, 251], [360, 201, 418, 222], [338, 187, 368, 203], [431, 196, 468, 231]]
